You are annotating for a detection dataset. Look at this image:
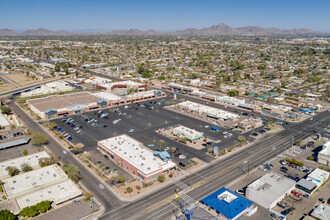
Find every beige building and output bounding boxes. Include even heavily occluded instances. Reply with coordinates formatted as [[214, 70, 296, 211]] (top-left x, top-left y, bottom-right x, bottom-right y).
[[318, 141, 330, 166]]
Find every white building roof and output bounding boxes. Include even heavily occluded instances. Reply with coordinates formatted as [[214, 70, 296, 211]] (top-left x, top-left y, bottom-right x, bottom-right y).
[[126, 90, 155, 98], [311, 204, 330, 220], [0, 151, 50, 180], [307, 168, 330, 188], [319, 141, 330, 157], [173, 125, 203, 140], [99, 80, 142, 88], [178, 101, 238, 120], [0, 111, 10, 127], [93, 92, 121, 101], [21, 80, 74, 97], [16, 179, 81, 209], [3, 165, 67, 198], [247, 172, 296, 204], [99, 135, 175, 177]]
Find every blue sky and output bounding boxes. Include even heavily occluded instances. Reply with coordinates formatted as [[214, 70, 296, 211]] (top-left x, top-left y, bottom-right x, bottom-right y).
[[1, 0, 329, 32]]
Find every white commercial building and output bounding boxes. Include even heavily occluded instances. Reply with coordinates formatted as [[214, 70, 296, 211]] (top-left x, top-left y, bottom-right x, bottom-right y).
[[173, 125, 204, 141], [21, 81, 74, 97], [246, 172, 296, 209], [0, 110, 11, 131], [2, 164, 82, 210], [311, 203, 330, 220], [306, 168, 329, 189], [318, 141, 330, 166], [0, 151, 50, 180], [98, 135, 177, 181], [216, 95, 245, 106], [177, 101, 239, 120]]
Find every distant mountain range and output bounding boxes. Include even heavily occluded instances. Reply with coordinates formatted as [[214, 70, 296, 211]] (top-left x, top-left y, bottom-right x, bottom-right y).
[[0, 23, 326, 36]]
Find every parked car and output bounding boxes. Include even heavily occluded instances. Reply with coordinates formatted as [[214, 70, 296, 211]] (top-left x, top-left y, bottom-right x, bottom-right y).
[[277, 201, 288, 208], [179, 155, 186, 159]]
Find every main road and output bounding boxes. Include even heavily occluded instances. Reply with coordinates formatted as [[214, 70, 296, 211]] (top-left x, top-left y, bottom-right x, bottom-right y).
[[99, 110, 329, 220]]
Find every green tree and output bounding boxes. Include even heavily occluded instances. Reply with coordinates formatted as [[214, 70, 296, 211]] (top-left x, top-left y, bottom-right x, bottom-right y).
[[38, 156, 59, 167], [157, 175, 166, 183], [23, 149, 28, 156], [19, 205, 38, 217], [48, 122, 57, 130], [62, 164, 80, 183], [36, 200, 52, 213], [237, 135, 247, 143], [0, 209, 16, 220], [0, 106, 12, 115], [21, 163, 33, 172], [125, 187, 133, 197], [117, 175, 125, 183], [31, 132, 48, 146], [54, 64, 61, 72], [227, 90, 238, 97], [294, 139, 302, 146], [159, 139, 165, 150], [6, 166, 19, 177]]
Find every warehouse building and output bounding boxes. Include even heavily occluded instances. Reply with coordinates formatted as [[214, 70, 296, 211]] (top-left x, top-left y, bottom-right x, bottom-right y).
[[2, 164, 82, 210], [246, 172, 296, 209], [98, 135, 177, 181], [318, 141, 330, 166], [173, 125, 204, 141]]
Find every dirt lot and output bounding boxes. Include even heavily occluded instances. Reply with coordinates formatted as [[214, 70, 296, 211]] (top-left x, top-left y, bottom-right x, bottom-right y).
[[0, 83, 15, 93], [5, 73, 34, 86]]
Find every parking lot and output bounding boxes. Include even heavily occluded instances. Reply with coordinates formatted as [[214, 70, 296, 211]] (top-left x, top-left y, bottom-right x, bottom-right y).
[[51, 97, 245, 167]]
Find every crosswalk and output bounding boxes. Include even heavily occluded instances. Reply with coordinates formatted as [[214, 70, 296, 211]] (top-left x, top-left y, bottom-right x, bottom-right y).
[[174, 180, 190, 190], [180, 194, 196, 207]]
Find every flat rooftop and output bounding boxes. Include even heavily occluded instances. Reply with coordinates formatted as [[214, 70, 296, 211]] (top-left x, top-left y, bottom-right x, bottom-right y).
[[0, 151, 49, 180], [247, 172, 296, 203], [201, 187, 253, 220], [3, 164, 67, 198], [16, 179, 82, 209], [99, 80, 143, 88], [27, 91, 100, 112], [173, 125, 203, 140], [126, 90, 155, 98], [93, 92, 121, 101], [319, 141, 330, 156], [307, 168, 330, 187], [0, 112, 10, 127], [178, 101, 238, 120], [99, 135, 175, 177]]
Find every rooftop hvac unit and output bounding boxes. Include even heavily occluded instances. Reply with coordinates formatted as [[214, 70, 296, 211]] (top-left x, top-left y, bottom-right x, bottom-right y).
[[141, 163, 144, 166]]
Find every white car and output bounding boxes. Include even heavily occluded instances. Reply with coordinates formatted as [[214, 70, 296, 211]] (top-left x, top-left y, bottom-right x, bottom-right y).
[[179, 155, 186, 159], [205, 125, 209, 128], [164, 147, 170, 151], [148, 144, 154, 147]]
